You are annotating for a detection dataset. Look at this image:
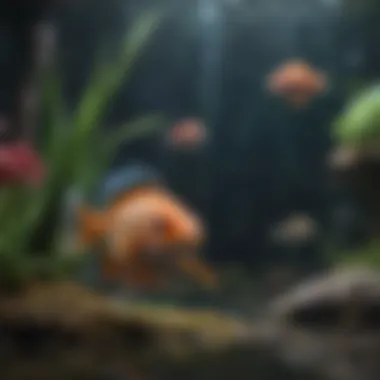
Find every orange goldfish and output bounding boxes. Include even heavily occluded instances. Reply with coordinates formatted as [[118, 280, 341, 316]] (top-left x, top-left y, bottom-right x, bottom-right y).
[[167, 117, 207, 149], [77, 184, 217, 291], [266, 59, 327, 108]]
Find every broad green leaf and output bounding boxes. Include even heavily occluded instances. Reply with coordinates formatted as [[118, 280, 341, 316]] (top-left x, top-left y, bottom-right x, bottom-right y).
[[333, 84, 380, 146]]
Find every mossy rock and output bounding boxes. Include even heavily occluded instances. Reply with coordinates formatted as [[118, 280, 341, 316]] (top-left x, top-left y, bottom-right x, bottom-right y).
[[2, 273, 380, 379], [0, 282, 254, 379], [0, 282, 328, 380]]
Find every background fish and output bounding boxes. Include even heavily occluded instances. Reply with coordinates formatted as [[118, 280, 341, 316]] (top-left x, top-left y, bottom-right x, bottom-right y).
[[269, 212, 319, 246]]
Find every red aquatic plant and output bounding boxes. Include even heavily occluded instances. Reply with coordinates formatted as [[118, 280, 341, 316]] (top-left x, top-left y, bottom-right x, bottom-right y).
[[0, 141, 45, 186]]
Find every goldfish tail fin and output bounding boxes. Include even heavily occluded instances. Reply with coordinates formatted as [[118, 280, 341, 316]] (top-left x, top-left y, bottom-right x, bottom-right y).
[[76, 205, 105, 251], [178, 256, 218, 290]]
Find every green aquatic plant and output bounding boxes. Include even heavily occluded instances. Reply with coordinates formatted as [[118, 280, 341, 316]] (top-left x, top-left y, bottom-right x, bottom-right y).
[[326, 242, 380, 270], [332, 84, 380, 146], [0, 11, 165, 288]]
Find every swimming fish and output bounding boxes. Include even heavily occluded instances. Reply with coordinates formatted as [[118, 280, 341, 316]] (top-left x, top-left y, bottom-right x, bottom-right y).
[[266, 60, 327, 108], [77, 182, 217, 291], [166, 117, 207, 150], [269, 212, 318, 246]]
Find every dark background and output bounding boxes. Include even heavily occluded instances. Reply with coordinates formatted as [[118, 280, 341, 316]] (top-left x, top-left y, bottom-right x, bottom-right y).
[[1, 0, 379, 273]]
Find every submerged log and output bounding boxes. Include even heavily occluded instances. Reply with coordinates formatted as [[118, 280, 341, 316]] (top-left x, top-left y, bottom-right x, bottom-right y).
[[2, 267, 380, 380], [0, 282, 250, 379], [0, 281, 319, 380]]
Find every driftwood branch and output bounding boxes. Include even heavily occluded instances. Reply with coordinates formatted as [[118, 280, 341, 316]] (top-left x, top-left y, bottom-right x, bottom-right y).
[[1, 267, 380, 380]]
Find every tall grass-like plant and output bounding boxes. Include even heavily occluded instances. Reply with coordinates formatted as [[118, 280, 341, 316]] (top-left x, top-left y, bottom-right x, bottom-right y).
[[0, 11, 165, 286]]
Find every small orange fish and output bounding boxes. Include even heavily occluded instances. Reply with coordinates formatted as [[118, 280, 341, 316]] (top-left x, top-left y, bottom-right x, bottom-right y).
[[77, 185, 217, 291], [266, 60, 327, 108], [167, 118, 207, 149]]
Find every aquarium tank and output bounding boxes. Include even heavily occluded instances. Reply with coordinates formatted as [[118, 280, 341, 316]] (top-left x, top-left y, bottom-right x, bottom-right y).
[[0, 0, 379, 379]]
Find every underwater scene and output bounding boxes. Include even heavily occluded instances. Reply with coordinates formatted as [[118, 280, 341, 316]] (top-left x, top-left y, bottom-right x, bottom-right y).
[[0, 0, 380, 379]]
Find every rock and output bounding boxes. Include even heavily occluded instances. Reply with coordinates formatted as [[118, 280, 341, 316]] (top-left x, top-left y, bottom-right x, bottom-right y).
[[328, 143, 380, 239], [328, 141, 380, 172], [266, 267, 380, 380]]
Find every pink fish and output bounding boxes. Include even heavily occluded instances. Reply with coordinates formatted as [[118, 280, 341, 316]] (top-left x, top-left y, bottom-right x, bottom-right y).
[[167, 117, 207, 149]]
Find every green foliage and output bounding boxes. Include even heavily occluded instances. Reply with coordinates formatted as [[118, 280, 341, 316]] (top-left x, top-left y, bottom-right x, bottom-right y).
[[326, 241, 380, 269], [0, 11, 165, 286], [332, 84, 380, 146]]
